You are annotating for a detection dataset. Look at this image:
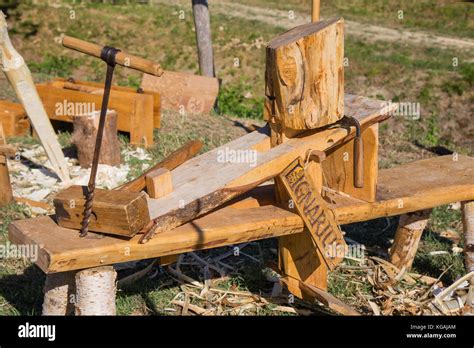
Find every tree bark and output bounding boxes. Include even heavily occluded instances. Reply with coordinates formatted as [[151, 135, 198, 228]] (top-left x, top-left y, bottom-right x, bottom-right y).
[[42, 271, 76, 315], [462, 201, 474, 273], [192, 0, 215, 77], [75, 266, 117, 315], [71, 110, 121, 168]]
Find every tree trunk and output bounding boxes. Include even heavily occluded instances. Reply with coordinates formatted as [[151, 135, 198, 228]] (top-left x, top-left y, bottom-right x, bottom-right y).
[[75, 266, 117, 315], [42, 271, 76, 315], [71, 110, 121, 168], [192, 0, 215, 77]]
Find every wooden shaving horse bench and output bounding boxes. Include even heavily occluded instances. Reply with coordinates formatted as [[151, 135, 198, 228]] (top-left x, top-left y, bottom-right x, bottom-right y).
[[8, 109, 474, 314]]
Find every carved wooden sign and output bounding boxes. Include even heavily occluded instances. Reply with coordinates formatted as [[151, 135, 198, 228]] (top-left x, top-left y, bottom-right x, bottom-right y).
[[279, 157, 346, 270]]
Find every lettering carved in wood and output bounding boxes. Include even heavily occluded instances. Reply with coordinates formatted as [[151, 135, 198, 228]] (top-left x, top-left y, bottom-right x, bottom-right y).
[[279, 157, 346, 269]]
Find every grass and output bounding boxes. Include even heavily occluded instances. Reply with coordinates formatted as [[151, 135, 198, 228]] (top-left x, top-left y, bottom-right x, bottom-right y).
[[0, 0, 472, 316], [244, 0, 474, 38]]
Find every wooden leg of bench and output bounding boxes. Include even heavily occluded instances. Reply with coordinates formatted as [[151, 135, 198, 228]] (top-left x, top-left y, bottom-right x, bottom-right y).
[[390, 209, 431, 270], [462, 201, 474, 273], [42, 271, 76, 315], [279, 231, 328, 300], [75, 266, 117, 315]]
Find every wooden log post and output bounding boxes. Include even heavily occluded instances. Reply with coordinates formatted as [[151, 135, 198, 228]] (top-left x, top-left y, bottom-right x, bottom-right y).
[[389, 209, 432, 270], [42, 271, 76, 315], [71, 110, 121, 168], [463, 201, 474, 315], [75, 266, 117, 315], [192, 0, 215, 78], [0, 123, 13, 207], [462, 201, 474, 273], [265, 18, 345, 295]]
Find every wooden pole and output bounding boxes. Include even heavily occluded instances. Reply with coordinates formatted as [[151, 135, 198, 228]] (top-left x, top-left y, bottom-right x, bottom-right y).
[[312, 0, 320, 22], [75, 266, 117, 315], [192, 0, 215, 77], [0, 12, 70, 182], [42, 271, 76, 315], [389, 209, 431, 270]]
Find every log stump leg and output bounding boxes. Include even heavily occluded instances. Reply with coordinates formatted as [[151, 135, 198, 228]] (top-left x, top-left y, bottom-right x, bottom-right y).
[[75, 266, 117, 315], [462, 201, 474, 315], [389, 209, 432, 270], [462, 201, 474, 273], [42, 271, 76, 315]]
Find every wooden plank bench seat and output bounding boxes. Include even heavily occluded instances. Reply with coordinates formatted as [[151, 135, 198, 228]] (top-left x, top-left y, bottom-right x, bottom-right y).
[[8, 155, 474, 274]]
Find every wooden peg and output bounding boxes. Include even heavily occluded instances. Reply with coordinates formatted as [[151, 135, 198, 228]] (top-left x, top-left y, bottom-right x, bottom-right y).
[[145, 168, 173, 199]]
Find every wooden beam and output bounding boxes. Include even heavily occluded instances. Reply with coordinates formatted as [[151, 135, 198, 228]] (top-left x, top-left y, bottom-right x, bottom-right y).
[[0, 12, 70, 181], [335, 155, 474, 223], [53, 78, 161, 129], [53, 186, 150, 237], [36, 82, 154, 147], [389, 209, 431, 270], [10, 205, 305, 273]]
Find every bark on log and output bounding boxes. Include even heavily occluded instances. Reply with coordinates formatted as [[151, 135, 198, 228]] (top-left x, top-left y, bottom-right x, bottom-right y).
[[389, 209, 431, 270], [462, 201, 474, 273], [192, 0, 215, 77], [71, 110, 121, 168], [75, 266, 117, 315], [42, 271, 76, 315]]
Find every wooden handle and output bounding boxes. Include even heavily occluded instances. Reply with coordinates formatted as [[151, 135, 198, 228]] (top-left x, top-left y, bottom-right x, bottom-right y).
[[116, 140, 203, 192], [353, 136, 364, 188], [312, 0, 320, 22], [62, 36, 163, 76]]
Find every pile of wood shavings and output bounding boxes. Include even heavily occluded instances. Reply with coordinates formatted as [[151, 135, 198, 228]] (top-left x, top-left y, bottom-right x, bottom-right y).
[[332, 256, 474, 315], [6, 144, 150, 214]]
